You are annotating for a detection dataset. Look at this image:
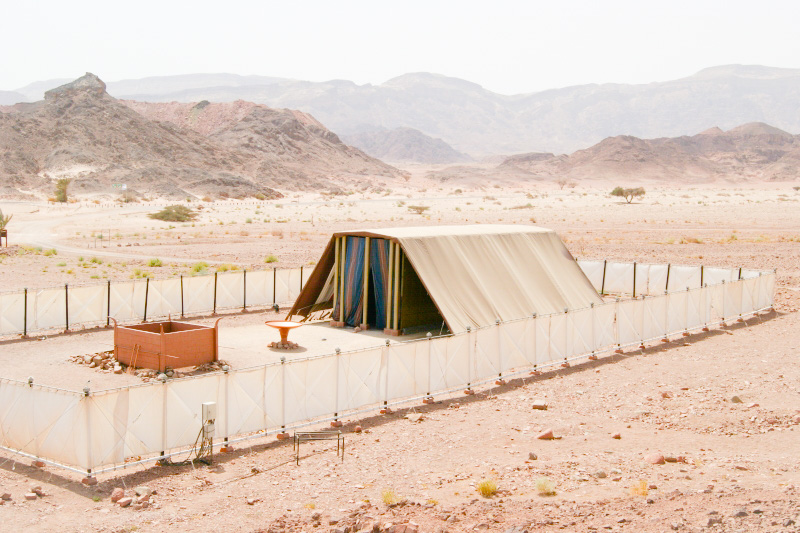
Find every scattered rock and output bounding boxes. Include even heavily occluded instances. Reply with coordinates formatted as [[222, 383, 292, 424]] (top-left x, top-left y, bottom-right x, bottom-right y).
[[1, 493, 11, 501], [732, 509, 748, 518], [31, 485, 44, 497], [531, 400, 548, 410], [245, 497, 258, 505], [354, 425, 363, 433], [118, 497, 133, 507], [536, 429, 555, 440], [646, 453, 666, 465], [594, 470, 607, 479], [665, 456, 678, 463], [406, 413, 424, 423], [611, 433, 621, 439], [134, 486, 154, 498], [730, 396, 743, 403], [110, 488, 125, 503], [528, 452, 538, 461], [81, 477, 98, 486], [707, 517, 723, 527], [661, 391, 674, 399], [24, 493, 37, 501]]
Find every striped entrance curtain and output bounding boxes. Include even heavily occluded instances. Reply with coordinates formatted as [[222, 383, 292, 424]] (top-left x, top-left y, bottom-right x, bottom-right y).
[[342, 236, 365, 326], [370, 238, 390, 329]]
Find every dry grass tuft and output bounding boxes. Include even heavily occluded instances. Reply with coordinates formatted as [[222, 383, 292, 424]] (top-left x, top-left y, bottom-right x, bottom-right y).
[[630, 479, 649, 497], [381, 488, 398, 506], [477, 479, 498, 498], [536, 477, 556, 496]]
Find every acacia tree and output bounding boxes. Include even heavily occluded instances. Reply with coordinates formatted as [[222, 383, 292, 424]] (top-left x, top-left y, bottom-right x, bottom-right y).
[[611, 186, 645, 203], [54, 178, 71, 203]]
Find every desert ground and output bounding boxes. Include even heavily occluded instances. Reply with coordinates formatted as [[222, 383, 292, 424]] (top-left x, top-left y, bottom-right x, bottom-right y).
[[0, 177, 799, 532]]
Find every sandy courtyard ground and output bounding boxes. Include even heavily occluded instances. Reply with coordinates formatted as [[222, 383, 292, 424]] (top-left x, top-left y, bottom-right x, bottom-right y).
[[0, 180, 798, 532]]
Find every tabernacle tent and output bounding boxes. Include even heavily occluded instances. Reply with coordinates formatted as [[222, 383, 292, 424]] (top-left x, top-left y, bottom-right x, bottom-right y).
[[287, 225, 602, 334]]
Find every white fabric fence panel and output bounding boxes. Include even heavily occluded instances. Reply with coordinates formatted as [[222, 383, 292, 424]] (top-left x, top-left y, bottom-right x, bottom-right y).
[[244, 270, 273, 307], [646, 264, 670, 295], [286, 268, 303, 303], [284, 356, 338, 425], [338, 348, 384, 412], [128, 281, 148, 322], [67, 285, 107, 327], [109, 281, 137, 322], [34, 287, 67, 331], [165, 376, 222, 450], [0, 381, 88, 470], [145, 278, 182, 319], [386, 342, 428, 401], [0, 291, 26, 335], [182, 275, 215, 315], [274, 269, 292, 305], [593, 302, 616, 351], [577, 260, 606, 292], [667, 266, 702, 291], [604, 262, 634, 294], [704, 267, 738, 287], [216, 272, 244, 310]]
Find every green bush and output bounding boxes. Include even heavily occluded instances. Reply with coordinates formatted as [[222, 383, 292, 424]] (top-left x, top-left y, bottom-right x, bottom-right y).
[[149, 258, 163, 267], [610, 187, 646, 203], [264, 255, 278, 264], [148, 205, 198, 222]]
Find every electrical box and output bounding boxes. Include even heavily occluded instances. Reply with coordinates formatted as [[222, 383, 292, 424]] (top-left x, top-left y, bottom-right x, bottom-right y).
[[202, 402, 217, 422]]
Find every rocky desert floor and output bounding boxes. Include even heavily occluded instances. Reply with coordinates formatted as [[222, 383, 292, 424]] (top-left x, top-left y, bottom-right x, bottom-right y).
[[0, 179, 799, 532]]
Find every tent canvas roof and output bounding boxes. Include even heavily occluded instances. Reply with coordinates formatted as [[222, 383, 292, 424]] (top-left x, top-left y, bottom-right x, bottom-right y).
[[289, 225, 602, 332]]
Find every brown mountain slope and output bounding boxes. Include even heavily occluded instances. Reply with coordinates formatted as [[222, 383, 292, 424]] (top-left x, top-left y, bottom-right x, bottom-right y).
[[498, 123, 800, 183], [0, 74, 404, 199]]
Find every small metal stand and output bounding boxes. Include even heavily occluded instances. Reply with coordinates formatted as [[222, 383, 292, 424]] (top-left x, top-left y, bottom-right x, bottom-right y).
[[293, 430, 344, 465]]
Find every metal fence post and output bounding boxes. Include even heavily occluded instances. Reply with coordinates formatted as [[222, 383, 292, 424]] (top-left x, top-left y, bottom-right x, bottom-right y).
[[106, 280, 111, 327], [65, 283, 69, 332], [143, 277, 150, 322], [632, 262, 637, 298], [180, 275, 184, 318], [213, 272, 218, 315], [665, 263, 671, 292], [300, 266, 304, 291], [273, 269, 277, 305], [600, 260, 607, 295], [23, 288, 27, 337], [243, 269, 247, 311]]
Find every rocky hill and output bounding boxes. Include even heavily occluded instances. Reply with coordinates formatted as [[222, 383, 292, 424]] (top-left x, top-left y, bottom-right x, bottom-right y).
[[341, 127, 472, 164], [14, 65, 798, 156], [497, 122, 800, 183], [0, 74, 403, 199]]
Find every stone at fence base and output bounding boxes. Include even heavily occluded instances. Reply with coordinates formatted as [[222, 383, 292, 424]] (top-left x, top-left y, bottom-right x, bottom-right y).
[[682, 331, 690, 337], [530, 370, 542, 376], [220, 445, 234, 453], [494, 379, 507, 386], [588, 354, 598, 360], [463, 389, 475, 395], [702, 327, 710, 332], [536, 429, 555, 440], [614, 348, 623, 354], [117, 497, 133, 508], [661, 338, 669, 343], [81, 477, 98, 486], [276, 432, 290, 440], [422, 397, 435, 404], [110, 488, 125, 503], [330, 420, 343, 428], [380, 407, 394, 414], [560, 362, 570, 368], [32, 460, 45, 468]]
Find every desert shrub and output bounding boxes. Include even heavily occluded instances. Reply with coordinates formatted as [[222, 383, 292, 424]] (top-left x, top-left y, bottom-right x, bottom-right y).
[[149, 258, 163, 267], [245, 218, 253, 224], [44, 248, 57, 256], [407, 205, 430, 215], [254, 193, 266, 201], [190, 262, 209, 275], [381, 488, 398, 505], [536, 477, 556, 496], [90, 257, 102, 264], [264, 255, 278, 264], [610, 187, 646, 203], [149, 205, 197, 222], [476, 479, 498, 498]]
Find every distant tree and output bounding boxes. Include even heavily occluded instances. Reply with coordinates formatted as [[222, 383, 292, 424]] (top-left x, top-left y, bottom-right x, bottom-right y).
[[0, 208, 12, 230], [407, 205, 430, 215], [556, 178, 569, 190], [54, 178, 71, 203], [610, 186, 646, 203], [148, 205, 197, 222]]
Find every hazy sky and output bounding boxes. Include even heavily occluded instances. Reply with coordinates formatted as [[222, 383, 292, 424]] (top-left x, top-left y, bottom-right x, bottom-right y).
[[2, 0, 798, 94]]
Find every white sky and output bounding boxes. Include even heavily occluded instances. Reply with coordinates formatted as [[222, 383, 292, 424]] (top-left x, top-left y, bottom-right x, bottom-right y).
[[2, 0, 799, 94]]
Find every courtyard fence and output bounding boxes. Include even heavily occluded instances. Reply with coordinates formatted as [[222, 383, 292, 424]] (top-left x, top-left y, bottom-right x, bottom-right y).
[[0, 261, 776, 475], [0, 267, 312, 336]]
